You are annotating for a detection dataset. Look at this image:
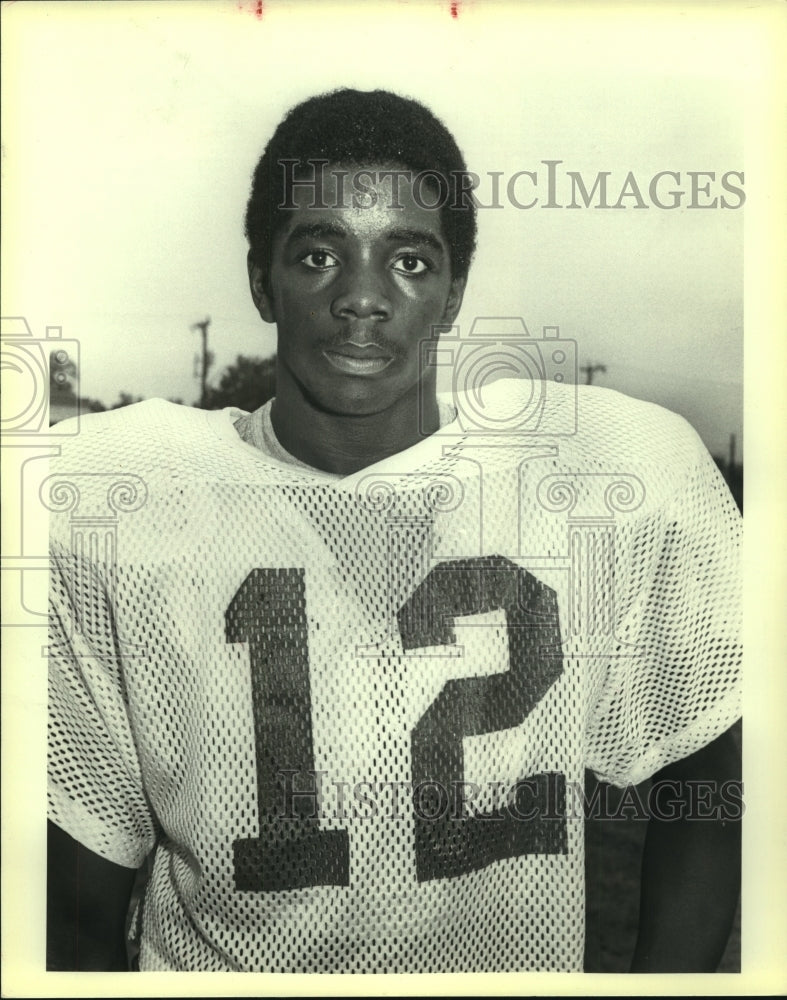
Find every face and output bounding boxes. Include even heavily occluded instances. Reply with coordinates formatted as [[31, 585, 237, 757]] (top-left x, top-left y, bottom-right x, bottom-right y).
[[248, 165, 465, 418]]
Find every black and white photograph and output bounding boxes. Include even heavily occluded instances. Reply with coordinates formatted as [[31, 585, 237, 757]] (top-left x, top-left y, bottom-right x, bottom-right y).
[[1, 0, 785, 994]]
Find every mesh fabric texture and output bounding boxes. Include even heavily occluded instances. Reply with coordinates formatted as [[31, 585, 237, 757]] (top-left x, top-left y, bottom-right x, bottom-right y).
[[47, 379, 742, 972]]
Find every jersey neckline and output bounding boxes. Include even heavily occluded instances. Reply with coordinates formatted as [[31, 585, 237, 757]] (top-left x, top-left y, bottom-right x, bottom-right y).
[[203, 396, 463, 490]]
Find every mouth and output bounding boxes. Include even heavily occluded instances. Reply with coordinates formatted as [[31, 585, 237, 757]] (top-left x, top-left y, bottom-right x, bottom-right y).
[[322, 347, 394, 376]]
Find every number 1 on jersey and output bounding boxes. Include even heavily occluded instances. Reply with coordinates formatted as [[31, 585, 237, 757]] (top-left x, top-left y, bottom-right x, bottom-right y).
[[226, 568, 350, 891]]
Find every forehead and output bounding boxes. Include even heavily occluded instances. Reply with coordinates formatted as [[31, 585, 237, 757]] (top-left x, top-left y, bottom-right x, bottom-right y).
[[276, 162, 449, 243]]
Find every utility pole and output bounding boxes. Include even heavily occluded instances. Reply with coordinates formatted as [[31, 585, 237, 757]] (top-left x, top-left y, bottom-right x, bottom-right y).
[[191, 317, 211, 407], [580, 362, 607, 385], [729, 432, 736, 469]]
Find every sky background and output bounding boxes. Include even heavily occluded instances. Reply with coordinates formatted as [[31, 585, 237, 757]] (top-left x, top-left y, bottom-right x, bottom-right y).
[[4, 0, 746, 458]]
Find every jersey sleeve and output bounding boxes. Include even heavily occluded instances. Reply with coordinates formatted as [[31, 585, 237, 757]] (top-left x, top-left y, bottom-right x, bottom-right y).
[[47, 542, 158, 869], [585, 436, 742, 787]]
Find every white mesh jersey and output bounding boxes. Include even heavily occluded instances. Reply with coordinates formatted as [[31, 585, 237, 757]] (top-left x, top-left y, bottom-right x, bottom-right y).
[[47, 379, 742, 972]]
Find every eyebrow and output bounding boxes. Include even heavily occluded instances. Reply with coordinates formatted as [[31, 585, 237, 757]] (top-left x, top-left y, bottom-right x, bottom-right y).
[[385, 227, 446, 255], [285, 222, 446, 255], [286, 222, 347, 243]]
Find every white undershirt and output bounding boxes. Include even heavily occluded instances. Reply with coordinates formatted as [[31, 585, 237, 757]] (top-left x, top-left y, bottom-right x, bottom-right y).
[[233, 398, 457, 480]]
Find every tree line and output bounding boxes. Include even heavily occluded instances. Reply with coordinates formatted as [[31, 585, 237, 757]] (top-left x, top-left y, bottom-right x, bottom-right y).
[[49, 353, 276, 415]]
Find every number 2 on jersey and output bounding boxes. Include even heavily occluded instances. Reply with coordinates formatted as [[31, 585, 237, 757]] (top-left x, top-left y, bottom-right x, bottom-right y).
[[226, 556, 566, 892]]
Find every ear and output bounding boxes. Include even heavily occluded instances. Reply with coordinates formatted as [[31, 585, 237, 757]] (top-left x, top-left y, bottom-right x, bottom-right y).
[[247, 253, 275, 324], [442, 276, 466, 325]]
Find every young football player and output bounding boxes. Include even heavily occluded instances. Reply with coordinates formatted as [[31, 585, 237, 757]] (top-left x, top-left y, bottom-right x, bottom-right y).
[[46, 88, 742, 973]]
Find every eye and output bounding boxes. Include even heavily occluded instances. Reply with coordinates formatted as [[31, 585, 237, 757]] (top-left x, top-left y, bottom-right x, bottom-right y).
[[300, 249, 339, 270], [392, 254, 430, 275]]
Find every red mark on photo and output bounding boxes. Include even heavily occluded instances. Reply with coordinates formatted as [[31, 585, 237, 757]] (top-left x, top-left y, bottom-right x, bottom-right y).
[[237, 0, 263, 19], [450, 1, 459, 17]]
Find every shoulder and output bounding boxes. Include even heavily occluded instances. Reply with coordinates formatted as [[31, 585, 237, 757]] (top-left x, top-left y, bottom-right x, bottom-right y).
[[50, 399, 246, 473], [476, 376, 707, 464], [53, 397, 220, 441], [574, 382, 704, 461], [450, 378, 722, 515], [46, 401, 250, 550]]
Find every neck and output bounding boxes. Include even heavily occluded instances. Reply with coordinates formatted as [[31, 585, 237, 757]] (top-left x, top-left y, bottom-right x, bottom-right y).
[[270, 373, 441, 476]]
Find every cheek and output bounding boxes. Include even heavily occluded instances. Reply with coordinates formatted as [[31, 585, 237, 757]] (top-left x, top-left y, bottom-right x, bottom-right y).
[[406, 290, 451, 326], [274, 289, 326, 331], [281, 276, 335, 309]]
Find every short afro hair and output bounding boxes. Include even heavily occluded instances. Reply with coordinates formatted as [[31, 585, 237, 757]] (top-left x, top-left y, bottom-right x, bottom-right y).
[[244, 88, 477, 284]]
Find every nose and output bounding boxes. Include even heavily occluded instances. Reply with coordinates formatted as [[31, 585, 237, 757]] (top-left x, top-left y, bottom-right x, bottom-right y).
[[330, 260, 392, 323]]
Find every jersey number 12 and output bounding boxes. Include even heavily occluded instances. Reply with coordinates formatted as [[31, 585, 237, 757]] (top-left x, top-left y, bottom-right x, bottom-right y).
[[225, 555, 567, 892]]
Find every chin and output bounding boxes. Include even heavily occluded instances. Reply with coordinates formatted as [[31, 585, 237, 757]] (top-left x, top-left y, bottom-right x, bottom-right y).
[[317, 390, 396, 419], [298, 372, 404, 419]]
